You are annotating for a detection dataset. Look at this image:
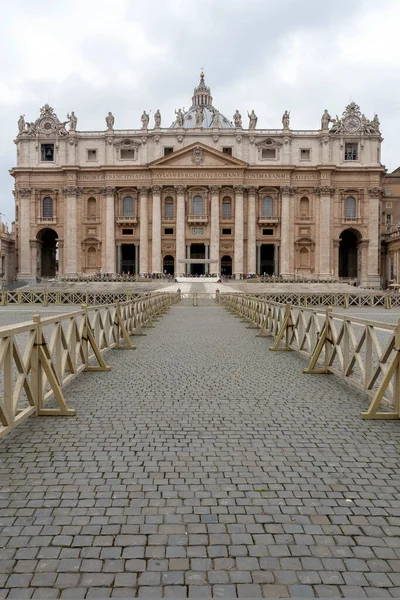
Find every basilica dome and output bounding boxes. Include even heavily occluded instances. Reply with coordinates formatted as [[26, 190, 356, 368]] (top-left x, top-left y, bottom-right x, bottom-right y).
[[171, 72, 234, 129]]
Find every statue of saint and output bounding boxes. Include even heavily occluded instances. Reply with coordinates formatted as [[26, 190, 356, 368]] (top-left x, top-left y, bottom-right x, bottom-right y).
[[18, 115, 25, 134], [248, 110, 257, 129], [195, 106, 204, 127], [372, 113, 380, 132], [175, 108, 184, 127], [154, 109, 161, 128], [282, 110, 290, 129], [321, 109, 331, 130], [233, 110, 242, 128], [106, 112, 115, 129], [141, 110, 150, 129], [68, 111, 77, 131], [211, 108, 220, 128]]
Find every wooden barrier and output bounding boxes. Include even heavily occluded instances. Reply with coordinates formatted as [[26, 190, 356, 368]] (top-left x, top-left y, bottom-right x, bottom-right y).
[[220, 293, 400, 420], [0, 292, 179, 439]]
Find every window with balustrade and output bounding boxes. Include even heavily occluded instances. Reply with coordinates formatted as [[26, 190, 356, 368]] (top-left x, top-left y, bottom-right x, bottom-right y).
[[42, 196, 53, 218], [345, 196, 356, 219], [87, 197, 97, 219], [262, 196, 273, 217], [222, 197, 232, 218], [299, 197, 310, 218], [164, 197, 174, 218], [192, 195, 204, 216], [122, 196, 134, 217]]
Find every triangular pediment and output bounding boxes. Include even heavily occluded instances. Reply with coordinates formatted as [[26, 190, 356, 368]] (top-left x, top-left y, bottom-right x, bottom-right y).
[[148, 142, 248, 168]]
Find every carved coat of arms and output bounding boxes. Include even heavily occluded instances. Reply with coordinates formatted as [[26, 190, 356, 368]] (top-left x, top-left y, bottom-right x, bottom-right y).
[[191, 146, 204, 165]]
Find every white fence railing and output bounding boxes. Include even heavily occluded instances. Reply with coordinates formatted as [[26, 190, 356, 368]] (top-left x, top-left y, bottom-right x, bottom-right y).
[[218, 293, 400, 420], [0, 292, 179, 439]]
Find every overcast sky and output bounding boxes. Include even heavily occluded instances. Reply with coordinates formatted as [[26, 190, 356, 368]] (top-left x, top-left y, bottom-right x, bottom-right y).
[[1, 0, 399, 225]]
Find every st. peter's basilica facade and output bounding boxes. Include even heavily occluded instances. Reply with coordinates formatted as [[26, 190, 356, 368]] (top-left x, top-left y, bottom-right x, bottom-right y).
[[11, 73, 384, 285]]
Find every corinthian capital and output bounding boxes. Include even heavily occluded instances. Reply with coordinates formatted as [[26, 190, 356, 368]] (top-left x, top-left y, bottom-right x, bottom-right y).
[[175, 185, 187, 194], [315, 186, 334, 197], [100, 186, 116, 196], [18, 188, 31, 197], [233, 185, 245, 194], [138, 186, 150, 194], [210, 186, 221, 194], [280, 186, 294, 196], [368, 187, 382, 198], [64, 186, 79, 196], [151, 185, 162, 194], [246, 186, 257, 195]]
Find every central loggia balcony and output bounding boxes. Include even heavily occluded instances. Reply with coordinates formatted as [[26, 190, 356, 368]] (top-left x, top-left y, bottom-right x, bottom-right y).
[[258, 216, 280, 224], [187, 214, 209, 224]]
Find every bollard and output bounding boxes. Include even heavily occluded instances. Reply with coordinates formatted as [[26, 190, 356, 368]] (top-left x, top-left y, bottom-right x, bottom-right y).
[[193, 292, 198, 307]]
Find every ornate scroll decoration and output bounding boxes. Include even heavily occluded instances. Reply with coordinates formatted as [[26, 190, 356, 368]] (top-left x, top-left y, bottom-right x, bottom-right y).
[[191, 146, 204, 166], [315, 186, 334, 197], [246, 186, 257, 195], [234, 185, 245, 194], [138, 186, 150, 194], [330, 102, 381, 136], [174, 185, 187, 194], [64, 186, 80, 195], [210, 186, 221, 194], [151, 185, 162, 194]]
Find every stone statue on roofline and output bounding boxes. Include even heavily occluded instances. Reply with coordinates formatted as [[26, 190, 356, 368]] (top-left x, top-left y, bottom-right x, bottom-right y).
[[68, 111, 77, 131], [233, 110, 242, 128], [175, 108, 184, 127], [282, 110, 290, 129], [106, 111, 115, 130], [154, 109, 161, 128], [18, 115, 25, 134], [195, 106, 204, 127], [321, 109, 331, 130], [141, 110, 150, 130], [248, 109, 257, 129]]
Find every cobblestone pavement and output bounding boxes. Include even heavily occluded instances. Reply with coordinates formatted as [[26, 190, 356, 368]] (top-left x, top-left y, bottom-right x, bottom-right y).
[[1, 302, 400, 599]]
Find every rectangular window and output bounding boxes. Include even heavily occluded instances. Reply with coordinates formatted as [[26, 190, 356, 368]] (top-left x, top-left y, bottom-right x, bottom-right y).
[[164, 147, 174, 156], [164, 228, 174, 235], [386, 214, 392, 228], [345, 143, 358, 161], [41, 143, 54, 162], [222, 228, 232, 235], [300, 148, 311, 160], [263, 228, 274, 235], [222, 201, 232, 218], [261, 148, 276, 159], [164, 202, 174, 217], [87, 149, 97, 161], [122, 229, 134, 235], [222, 147, 232, 155], [121, 149, 135, 159]]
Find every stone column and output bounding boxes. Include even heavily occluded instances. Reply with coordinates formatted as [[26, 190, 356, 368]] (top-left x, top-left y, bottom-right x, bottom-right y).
[[317, 186, 333, 278], [139, 187, 149, 274], [135, 244, 139, 275], [234, 185, 244, 278], [101, 186, 115, 274], [280, 186, 293, 277], [247, 187, 257, 275], [275, 243, 280, 275], [366, 188, 381, 287], [151, 185, 162, 274], [205, 244, 209, 274], [175, 185, 186, 276], [17, 188, 33, 280], [333, 240, 340, 278], [256, 244, 261, 275], [57, 240, 64, 275], [64, 186, 79, 275], [210, 186, 220, 275]]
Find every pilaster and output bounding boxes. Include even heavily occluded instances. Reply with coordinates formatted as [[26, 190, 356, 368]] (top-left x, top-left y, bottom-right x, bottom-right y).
[[247, 187, 257, 275], [139, 186, 149, 274], [101, 186, 115, 274], [17, 188, 33, 280], [175, 185, 186, 275], [210, 186, 220, 275], [280, 186, 293, 277], [234, 185, 244, 278], [316, 186, 334, 278], [64, 186, 81, 275], [366, 187, 382, 287], [151, 185, 162, 274]]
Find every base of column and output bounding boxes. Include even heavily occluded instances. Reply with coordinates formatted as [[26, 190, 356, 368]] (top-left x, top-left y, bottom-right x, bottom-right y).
[[360, 274, 381, 289], [17, 273, 36, 284]]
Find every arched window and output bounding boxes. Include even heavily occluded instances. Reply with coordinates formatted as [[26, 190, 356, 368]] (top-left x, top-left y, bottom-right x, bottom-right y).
[[87, 197, 97, 218], [345, 196, 356, 219], [193, 195, 204, 216], [222, 197, 232, 218], [164, 197, 174, 218], [88, 246, 97, 268], [123, 196, 134, 217], [262, 196, 273, 217], [43, 197, 53, 218], [300, 247, 309, 268], [300, 197, 309, 217]]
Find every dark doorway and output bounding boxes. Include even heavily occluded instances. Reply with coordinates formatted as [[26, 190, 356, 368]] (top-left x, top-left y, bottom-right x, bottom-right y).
[[38, 228, 57, 277], [190, 244, 205, 275], [221, 255, 232, 276], [339, 230, 359, 278], [121, 244, 136, 274], [260, 244, 274, 275], [163, 255, 174, 275]]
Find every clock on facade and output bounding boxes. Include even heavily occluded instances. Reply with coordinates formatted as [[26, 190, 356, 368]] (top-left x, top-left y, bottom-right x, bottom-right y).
[[344, 116, 360, 132], [40, 118, 55, 133]]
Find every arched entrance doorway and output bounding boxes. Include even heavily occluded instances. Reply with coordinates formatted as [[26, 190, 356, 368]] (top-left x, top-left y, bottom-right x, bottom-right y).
[[221, 255, 232, 277], [163, 255, 174, 275], [339, 229, 360, 278], [37, 228, 58, 277]]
